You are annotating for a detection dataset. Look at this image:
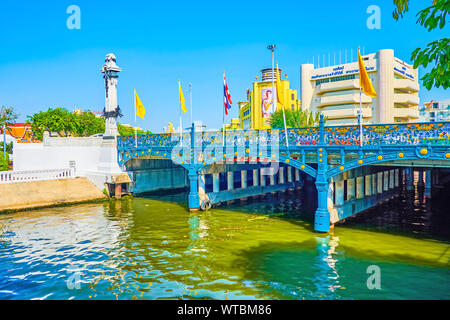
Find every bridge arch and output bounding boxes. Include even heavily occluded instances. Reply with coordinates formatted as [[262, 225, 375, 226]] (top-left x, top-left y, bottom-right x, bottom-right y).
[[327, 147, 450, 179], [119, 148, 191, 171], [194, 152, 318, 179]]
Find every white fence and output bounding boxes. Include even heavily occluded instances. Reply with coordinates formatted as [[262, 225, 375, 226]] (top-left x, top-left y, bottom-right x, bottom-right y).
[[0, 168, 75, 184]]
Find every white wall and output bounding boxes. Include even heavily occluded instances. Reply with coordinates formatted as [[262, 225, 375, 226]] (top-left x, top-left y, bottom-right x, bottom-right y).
[[13, 137, 103, 177]]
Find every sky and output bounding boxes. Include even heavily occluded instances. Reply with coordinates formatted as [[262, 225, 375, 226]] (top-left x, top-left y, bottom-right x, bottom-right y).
[[0, 0, 448, 131]]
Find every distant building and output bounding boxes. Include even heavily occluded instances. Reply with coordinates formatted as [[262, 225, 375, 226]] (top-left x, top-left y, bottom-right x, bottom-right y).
[[300, 49, 420, 125], [224, 118, 240, 130], [238, 68, 300, 129], [419, 99, 450, 122], [2, 123, 35, 143]]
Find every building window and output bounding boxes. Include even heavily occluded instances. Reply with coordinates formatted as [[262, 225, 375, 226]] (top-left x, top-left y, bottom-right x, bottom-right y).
[[291, 104, 295, 110], [291, 94, 295, 100], [316, 74, 356, 86]]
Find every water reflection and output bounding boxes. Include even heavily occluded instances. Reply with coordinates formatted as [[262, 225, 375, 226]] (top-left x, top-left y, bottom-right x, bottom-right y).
[[0, 186, 449, 300]]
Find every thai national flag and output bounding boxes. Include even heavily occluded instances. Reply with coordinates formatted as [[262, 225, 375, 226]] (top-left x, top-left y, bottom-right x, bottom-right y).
[[223, 74, 232, 115]]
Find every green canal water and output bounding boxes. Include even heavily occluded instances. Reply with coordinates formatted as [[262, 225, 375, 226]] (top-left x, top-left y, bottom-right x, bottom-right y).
[[0, 188, 449, 300]]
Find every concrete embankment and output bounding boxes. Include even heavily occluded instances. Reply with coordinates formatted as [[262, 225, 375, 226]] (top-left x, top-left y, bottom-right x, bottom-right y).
[[0, 178, 106, 212]]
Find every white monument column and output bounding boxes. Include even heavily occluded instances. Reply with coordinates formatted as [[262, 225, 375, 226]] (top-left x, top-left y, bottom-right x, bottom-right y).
[[101, 53, 122, 136], [92, 53, 130, 194]]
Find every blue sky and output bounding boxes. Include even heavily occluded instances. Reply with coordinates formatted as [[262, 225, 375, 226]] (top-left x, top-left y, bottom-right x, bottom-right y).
[[0, 0, 448, 131]]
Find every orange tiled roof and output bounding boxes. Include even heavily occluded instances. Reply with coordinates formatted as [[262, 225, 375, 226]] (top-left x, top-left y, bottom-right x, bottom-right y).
[[3, 123, 37, 143]]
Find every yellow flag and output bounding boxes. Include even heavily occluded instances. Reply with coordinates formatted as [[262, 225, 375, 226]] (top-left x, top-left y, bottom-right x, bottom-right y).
[[276, 62, 284, 107], [178, 80, 187, 113], [358, 47, 377, 98], [134, 89, 146, 120]]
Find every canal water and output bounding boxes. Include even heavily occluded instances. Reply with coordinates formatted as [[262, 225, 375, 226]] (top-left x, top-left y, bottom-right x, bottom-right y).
[[0, 183, 449, 300]]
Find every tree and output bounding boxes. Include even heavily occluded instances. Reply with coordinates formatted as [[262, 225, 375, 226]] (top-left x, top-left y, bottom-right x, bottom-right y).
[[393, 0, 449, 90], [0, 106, 18, 129], [0, 151, 9, 171], [27, 108, 105, 140], [269, 109, 325, 129], [0, 142, 13, 153], [118, 123, 152, 135]]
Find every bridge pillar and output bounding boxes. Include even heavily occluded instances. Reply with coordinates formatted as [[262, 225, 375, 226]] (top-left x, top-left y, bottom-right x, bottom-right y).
[[425, 170, 432, 197], [227, 171, 234, 190], [356, 176, 364, 199], [241, 170, 247, 189], [347, 176, 355, 201], [260, 169, 266, 186], [377, 172, 383, 194], [199, 174, 206, 196], [335, 180, 344, 206], [406, 168, 414, 191], [394, 169, 399, 188], [383, 171, 389, 191], [295, 168, 300, 182], [269, 171, 275, 185], [253, 169, 259, 186], [287, 167, 293, 183], [365, 174, 372, 196], [315, 177, 331, 233], [372, 173, 377, 195], [188, 171, 200, 211], [213, 173, 220, 193], [279, 167, 285, 184], [389, 170, 395, 190]]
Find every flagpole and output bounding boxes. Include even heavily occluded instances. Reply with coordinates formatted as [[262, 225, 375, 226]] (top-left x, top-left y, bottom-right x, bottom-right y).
[[134, 89, 137, 148], [359, 86, 363, 147], [358, 47, 363, 147], [222, 72, 225, 147], [178, 80, 183, 147], [268, 45, 288, 149], [278, 62, 289, 149]]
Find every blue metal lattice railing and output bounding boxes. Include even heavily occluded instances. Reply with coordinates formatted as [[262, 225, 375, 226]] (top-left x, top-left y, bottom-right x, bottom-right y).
[[117, 121, 450, 150]]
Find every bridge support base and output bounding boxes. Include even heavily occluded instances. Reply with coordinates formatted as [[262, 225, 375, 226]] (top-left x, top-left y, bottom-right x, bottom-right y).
[[314, 178, 330, 233], [188, 171, 200, 211]]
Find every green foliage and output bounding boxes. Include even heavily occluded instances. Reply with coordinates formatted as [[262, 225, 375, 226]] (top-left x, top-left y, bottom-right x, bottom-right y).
[[27, 108, 105, 140], [393, 0, 410, 20], [394, 0, 449, 89], [118, 123, 152, 135], [412, 38, 449, 90], [0, 151, 9, 171], [0, 106, 18, 128], [0, 142, 13, 154], [27, 108, 152, 140], [269, 109, 325, 129]]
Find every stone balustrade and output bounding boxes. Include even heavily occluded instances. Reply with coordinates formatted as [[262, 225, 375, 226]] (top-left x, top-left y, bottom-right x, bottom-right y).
[[0, 168, 75, 184]]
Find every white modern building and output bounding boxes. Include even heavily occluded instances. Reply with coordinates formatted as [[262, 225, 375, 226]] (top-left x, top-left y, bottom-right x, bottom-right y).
[[300, 49, 420, 125], [419, 99, 450, 122]]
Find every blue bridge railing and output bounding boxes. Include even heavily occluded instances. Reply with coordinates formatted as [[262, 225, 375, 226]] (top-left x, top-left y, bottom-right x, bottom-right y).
[[117, 121, 450, 150]]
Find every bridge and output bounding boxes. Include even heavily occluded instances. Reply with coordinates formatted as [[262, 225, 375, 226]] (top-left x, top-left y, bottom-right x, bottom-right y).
[[117, 116, 450, 232]]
